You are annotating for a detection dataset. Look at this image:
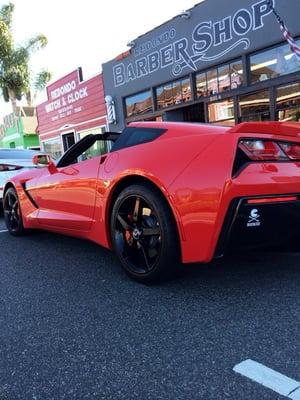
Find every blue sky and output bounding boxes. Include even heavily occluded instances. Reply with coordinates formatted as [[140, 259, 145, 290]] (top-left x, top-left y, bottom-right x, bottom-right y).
[[0, 0, 200, 121]]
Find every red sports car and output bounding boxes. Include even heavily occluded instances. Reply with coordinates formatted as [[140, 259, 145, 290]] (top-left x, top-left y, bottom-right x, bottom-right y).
[[3, 121, 300, 282]]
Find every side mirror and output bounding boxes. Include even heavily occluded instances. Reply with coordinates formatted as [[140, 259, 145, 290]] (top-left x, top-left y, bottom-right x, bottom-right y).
[[32, 154, 52, 167], [32, 154, 57, 173]]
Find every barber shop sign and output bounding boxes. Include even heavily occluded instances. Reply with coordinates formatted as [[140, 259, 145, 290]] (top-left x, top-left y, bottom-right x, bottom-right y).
[[113, 0, 275, 87]]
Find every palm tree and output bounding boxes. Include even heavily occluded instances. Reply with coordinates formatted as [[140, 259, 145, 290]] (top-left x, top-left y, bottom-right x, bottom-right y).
[[0, 2, 51, 116], [27, 70, 52, 107]]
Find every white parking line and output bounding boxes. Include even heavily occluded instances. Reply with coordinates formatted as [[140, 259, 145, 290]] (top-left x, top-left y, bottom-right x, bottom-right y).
[[0, 229, 8, 233], [234, 359, 300, 399]]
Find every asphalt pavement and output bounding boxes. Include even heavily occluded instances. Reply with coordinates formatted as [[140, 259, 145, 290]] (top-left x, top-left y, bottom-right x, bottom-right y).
[[0, 215, 299, 399]]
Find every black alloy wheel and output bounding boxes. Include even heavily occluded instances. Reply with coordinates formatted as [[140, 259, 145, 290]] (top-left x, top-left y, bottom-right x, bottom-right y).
[[3, 187, 25, 236], [111, 183, 180, 283]]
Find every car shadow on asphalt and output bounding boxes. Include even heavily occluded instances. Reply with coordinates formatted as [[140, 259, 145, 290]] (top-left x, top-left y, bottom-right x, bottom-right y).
[[16, 228, 299, 295]]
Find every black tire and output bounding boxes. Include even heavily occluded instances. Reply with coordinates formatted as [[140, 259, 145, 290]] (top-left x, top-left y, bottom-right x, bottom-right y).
[[3, 187, 26, 236], [110, 183, 180, 283]]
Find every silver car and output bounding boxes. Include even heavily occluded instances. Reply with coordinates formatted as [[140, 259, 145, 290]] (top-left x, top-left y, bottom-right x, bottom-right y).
[[0, 149, 46, 201]]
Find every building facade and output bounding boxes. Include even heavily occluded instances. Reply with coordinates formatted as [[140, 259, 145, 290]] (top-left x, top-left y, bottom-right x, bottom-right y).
[[0, 107, 40, 149], [36, 68, 107, 159], [102, 0, 300, 131]]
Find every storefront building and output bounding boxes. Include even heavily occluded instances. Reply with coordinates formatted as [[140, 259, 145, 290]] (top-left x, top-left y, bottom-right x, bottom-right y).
[[102, 0, 300, 131], [0, 107, 40, 149], [36, 68, 107, 159]]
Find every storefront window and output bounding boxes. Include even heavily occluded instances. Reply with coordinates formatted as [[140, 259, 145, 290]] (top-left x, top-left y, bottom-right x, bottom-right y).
[[207, 68, 218, 96], [196, 59, 243, 98], [218, 65, 230, 93], [276, 82, 300, 122], [42, 137, 62, 159], [125, 91, 153, 117], [239, 90, 270, 121], [230, 60, 243, 89], [250, 41, 300, 84], [208, 98, 235, 126], [156, 87, 165, 110], [173, 80, 182, 104], [156, 77, 192, 110], [157, 85, 170, 109], [182, 79, 192, 102], [196, 73, 207, 98], [164, 84, 174, 107]]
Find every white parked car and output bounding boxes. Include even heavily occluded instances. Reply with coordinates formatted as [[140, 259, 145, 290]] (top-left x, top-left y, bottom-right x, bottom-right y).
[[0, 149, 47, 201]]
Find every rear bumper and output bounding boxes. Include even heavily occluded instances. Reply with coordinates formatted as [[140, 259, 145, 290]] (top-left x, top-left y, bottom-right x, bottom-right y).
[[215, 194, 300, 257]]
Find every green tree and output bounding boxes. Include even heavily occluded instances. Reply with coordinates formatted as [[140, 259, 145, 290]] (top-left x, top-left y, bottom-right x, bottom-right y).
[[0, 2, 51, 115]]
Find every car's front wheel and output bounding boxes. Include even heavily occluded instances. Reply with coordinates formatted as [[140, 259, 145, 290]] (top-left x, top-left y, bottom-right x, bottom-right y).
[[3, 187, 26, 236], [110, 183, 180, 283]]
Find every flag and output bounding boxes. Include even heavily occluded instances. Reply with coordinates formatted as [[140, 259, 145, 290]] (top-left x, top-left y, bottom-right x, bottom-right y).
[[280, 23, 300, 60], [267, 0, 300, 60]]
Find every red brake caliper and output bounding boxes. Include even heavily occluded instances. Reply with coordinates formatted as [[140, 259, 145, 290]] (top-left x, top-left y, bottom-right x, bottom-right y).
[[125, 214, 133, 242]]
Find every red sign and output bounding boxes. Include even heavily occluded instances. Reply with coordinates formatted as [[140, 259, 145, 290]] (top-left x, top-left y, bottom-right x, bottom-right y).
[[37, 69, 106, 135]]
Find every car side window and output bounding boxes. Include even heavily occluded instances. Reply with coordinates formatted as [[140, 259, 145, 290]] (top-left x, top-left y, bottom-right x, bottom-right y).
[[111, 127, 166, 152], [79, 139, 111, 162], [57, 134, 116, 168], [56, 135, 97, 168]]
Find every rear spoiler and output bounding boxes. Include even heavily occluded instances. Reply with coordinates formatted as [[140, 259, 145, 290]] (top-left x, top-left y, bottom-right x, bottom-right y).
[[228, 122, 300, 137]]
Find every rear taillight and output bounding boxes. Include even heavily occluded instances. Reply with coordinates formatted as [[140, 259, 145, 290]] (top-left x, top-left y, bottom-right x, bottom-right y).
[[278, 142, 300, 160], [238, 140, 288, 161], [0, 164, 23, 172], [233, 138, 300, 177]]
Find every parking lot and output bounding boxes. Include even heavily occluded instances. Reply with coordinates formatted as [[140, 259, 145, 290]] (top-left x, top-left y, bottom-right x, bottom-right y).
[[0, 214, 299, 400]]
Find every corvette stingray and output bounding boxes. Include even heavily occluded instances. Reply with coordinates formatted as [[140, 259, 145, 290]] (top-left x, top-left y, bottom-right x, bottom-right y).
[[3, 121, 300, 282]]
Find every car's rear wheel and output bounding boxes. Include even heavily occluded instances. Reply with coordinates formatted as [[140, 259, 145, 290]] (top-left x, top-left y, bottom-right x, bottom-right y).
[[110, 183, 180, 283], [3, 187, 26, 236]]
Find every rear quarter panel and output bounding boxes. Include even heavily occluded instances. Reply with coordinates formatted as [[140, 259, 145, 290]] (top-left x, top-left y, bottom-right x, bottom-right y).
[[91, 131, 220, 249], [169, 131, 300, 263], [168, 133, 237, 263]]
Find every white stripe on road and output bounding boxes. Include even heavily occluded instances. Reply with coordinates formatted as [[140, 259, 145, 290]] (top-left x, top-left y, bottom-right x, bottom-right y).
[[234, 360, 300, 399], [0, 229, 8, 233]]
